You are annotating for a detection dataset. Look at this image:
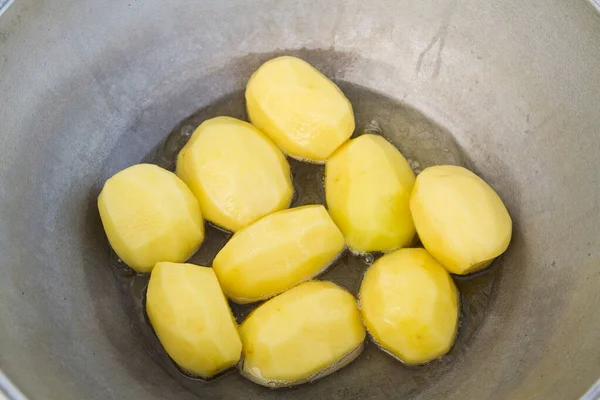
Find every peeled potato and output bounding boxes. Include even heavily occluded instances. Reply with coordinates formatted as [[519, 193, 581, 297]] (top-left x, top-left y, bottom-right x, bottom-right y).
[[146, 262, 242, 378], [359, 248, 459, 365], [213, 205, 345, 303], [98, 164, 204, 273], [410, 165, 512, 275], [176, 116, 293, 232], [246, 56, 355, 162], [326, 134, 416, 253], [240, 281, 365, 387]]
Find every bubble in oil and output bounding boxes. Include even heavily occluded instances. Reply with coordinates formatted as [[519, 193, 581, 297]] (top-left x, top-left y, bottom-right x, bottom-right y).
[[407, 158, 422, 174], [362, 119, 382, 135], [181, 124, 195, 137], [108, 79, 500, 399], [362, 253, 375, 265]]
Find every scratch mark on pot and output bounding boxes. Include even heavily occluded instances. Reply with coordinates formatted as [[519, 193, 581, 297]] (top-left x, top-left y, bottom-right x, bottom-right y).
[[415, 0, 458, 79], [524, 113, 555, 135]]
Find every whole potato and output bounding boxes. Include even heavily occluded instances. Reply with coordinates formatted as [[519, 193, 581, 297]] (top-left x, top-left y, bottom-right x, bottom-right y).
[[246, 56, 355, 162], [213, 205, 345, 303], [177, 116, 293, 232], [240, 281, 366, 387], [98, 164, 204, 273], [359, 248, 459, 365], [326, 134, 416, 253], [146, 262, 242, 378], [410, 165, 512, 275]]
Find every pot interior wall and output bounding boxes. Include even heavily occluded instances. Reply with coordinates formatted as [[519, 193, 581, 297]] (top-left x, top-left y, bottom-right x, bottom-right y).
[[0, 1, 599, 399]]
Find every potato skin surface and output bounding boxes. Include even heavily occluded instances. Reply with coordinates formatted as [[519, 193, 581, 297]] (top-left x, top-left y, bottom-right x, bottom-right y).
[[410, 165, 512, 275], [176, 116, 293, 232], [98, 164, 204, 273], [326, 134, 416, 253], [246, 56, 355, 162], [213, 205, 345, 303], [240, 281, 366, 386], [359, 248, 459, 365], [146, 262, 242, 378]]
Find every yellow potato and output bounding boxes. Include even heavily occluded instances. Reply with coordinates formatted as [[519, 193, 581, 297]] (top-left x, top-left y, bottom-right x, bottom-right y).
[[98, 164, 204, 273], [326, 134, 416, 253], [176, 116, 293, 232], [246, 56, 355, 162], [410, 165, 512, 275], [240, 281, 365, 387], [359, 248, 459, 365], [213, 205, 345, 303], [146, 262, 242, 378]]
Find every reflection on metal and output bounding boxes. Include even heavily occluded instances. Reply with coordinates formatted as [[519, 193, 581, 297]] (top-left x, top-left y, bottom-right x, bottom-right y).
[[0, 370, 27, 400], [581, 378, 600, 400], [0, 0, 14, 16]]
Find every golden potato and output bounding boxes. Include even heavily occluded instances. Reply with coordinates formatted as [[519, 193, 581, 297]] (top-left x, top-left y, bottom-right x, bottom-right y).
[[246, 56, 355, 162], [146, 262, 242, 378], [213, 205, 345, 303], [326, 134, 416, 253], [240, 281, 365, 387], [98, 164, 204, 273], [410, 165, 512, 275], [176, 116, 293, 232], [359, 248, 459, 365]]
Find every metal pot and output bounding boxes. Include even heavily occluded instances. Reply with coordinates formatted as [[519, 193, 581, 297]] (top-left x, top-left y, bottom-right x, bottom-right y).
[[1, 0, 599, 399]]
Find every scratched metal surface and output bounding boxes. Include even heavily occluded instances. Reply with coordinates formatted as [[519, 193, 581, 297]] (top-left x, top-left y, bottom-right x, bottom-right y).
[[0, 0, 599, 399]]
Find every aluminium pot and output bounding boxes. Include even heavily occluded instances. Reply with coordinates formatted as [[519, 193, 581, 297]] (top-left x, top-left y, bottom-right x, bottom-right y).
[[1, 0, 599, 399]]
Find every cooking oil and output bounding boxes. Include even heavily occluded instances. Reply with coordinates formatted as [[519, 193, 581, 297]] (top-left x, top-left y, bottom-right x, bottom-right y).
[[111, 82, 501, 396]]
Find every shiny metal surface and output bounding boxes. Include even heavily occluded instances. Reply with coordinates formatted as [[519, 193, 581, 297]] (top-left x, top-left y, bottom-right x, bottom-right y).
[[0, 0, 599, 399], [0, 0, 14, 16]]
